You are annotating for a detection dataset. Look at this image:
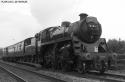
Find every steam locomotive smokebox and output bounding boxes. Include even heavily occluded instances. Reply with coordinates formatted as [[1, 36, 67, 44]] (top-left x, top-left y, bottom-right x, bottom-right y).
[[72, 17, 102, 43]]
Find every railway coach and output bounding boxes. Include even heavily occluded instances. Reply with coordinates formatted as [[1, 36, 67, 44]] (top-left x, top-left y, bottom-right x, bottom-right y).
[[2, 37, 36, 62]]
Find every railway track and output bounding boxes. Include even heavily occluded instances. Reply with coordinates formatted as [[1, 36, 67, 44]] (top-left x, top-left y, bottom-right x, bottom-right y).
[[85, 72, 125, 82], [0, 61, 65, 82], [89, 71, 125, 80], [64, 71, 125, 82], [0, 65, 26, 82], [1, 61, 125, 82]]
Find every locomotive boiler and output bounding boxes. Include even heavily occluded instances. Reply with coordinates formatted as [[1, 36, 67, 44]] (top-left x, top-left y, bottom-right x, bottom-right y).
[[2, 13, 117, 74]]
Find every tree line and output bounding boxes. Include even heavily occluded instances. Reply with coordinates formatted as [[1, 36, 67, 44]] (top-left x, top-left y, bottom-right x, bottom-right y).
[[107, 39, 125, 54]]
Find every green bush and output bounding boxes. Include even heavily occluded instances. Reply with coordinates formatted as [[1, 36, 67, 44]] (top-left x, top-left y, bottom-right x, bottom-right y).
[[107, 39, 125, 54]]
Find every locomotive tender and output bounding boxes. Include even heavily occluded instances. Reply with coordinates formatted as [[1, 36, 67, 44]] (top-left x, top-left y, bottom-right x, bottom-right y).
[[2, 13, 117, 73]]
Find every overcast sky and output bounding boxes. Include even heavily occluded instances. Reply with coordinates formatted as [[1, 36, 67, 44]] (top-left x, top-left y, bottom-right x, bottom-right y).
[[0, 0, 125, 47]]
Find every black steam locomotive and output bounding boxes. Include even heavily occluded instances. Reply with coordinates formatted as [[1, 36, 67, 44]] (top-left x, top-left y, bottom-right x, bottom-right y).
[[2, 13, 117, 73]]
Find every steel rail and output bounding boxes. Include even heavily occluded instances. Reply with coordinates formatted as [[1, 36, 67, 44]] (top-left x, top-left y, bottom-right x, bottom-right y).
[[1, 61, 125, 82], [0, 65, 27, 82]]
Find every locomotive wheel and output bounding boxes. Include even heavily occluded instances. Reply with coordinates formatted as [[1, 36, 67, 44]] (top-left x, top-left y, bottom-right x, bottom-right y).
[[108, 60, 111, 69], [44, 45, 56, 69], [60, 46, 72, 71], [61, 60, 70, 71], [77, 61, 86, 73], [99, 61, 106, 74], [44, 51, 52, 68]]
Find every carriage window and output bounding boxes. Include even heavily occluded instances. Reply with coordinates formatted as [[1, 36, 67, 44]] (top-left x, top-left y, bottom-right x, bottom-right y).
[[35, 33, 40, 41], [19, 44, 21, 50], [38, 34, 40, 41], [25, 38, 31, 46]]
